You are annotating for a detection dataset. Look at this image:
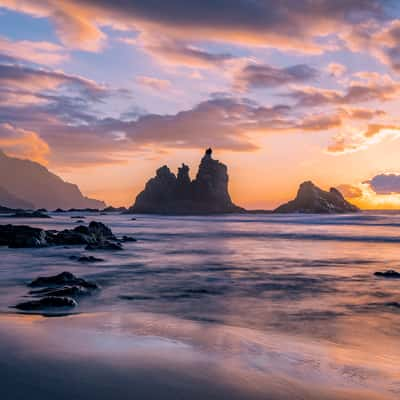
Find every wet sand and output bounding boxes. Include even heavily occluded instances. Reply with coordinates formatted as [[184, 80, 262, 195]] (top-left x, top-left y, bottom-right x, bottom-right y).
[[0, 312, 397, 400]]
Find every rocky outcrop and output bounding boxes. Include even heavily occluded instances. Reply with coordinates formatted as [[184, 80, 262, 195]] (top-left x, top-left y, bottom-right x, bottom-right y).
[[0, 221, 127, 249], [15, 271, 99, 312], [0, 150, 105, 210], [274, 181, 359, 214], [129, 148, 244, 214]]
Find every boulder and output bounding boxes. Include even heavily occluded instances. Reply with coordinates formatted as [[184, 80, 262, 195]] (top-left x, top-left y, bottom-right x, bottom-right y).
[[274, 181, 359, 214], [128, 149, 244, 214], [15, 296, 77, 310], [374, 270, 400, 279], [0, 224, 48, 248], [29, 271, 99, 289]]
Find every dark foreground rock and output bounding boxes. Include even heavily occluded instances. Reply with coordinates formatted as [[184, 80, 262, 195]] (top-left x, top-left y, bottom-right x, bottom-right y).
[[29, 271, 99, 289], [274, 181, 359, 214], [70, 255, 104, 263], [374, 270, 400, 279], [128, 148, 244, 214], [0, 220, 124, 249], [0, 224, 48, 247], [15, 296, 77, 310]]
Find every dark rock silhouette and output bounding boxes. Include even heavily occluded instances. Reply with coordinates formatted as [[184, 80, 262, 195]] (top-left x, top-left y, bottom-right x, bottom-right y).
[[374, 270, 400, 279], [129, 149, 244, 214], [0, 221, 126, 249], [0, 186, 33, 209], [0, 224, 48, 248], [0, 150, 105, 210], [274, 181, 359, 214], [15, 296, 77, 311], [29, 271, 98, 289]]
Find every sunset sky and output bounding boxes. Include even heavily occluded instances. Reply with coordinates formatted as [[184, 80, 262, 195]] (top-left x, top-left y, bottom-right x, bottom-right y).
[[3, 1, 400, 209]]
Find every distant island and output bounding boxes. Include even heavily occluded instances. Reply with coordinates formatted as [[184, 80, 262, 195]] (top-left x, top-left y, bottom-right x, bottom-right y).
[[273, 181, 359, 214], [0, 150, 105, 210], [128, 148, 244, 214]]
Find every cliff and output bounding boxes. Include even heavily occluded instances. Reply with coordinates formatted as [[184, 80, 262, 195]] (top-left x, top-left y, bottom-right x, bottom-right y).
[[274, 181, 359, 214], [129, 148, 244, 214], [0, 150, 105, 210]]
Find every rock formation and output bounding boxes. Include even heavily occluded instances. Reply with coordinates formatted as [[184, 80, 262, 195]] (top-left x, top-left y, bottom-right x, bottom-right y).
[[0, 150, 105, 210], [128, 148, 244, 214], [274, 181, 359, 214], [0, 220, 127, 249]]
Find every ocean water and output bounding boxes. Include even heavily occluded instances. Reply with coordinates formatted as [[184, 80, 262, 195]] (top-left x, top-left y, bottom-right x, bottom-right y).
[[0, 212, 399, 399]]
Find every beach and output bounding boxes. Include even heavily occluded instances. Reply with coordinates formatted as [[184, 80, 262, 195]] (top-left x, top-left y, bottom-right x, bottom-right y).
[[0, 212, 399, 399]]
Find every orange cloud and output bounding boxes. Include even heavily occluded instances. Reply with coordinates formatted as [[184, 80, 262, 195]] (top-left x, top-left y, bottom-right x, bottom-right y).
[[0, 36, 68, 65], [0, 123, 50, 164], [136, 76, 171, 91], [0, 0, 386, 54]]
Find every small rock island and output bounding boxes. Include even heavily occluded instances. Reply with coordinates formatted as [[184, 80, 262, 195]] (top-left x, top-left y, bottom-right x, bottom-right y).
[[128, 148, 244, 214], [274, 181, 359, 214]]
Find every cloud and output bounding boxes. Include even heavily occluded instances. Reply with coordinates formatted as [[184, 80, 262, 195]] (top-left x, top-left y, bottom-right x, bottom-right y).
[[289, 74, 400, 107], [327, 124, 400, 154], [0, 0, 387, 53], [336, 184, 363, 198], [0, 36, 68, 65], [136, 76, 171, 91], [132, 35, 237, 68], [0, 63, 107, 99], [327, 63, 347, 78], [234, 63, 318, 91], [0, 123, 50, 164], [364, 173, 400, 194]]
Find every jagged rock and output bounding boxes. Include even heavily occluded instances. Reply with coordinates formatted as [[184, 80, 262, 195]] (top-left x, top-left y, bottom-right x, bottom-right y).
[[274, 181, 359, 214], [0, 220, 118, 249], [0, 224, 48, 248], [88, 221, 115, 240], [15, 296, 77, 310], [29, 271, 99, 289], [374, 270, 400, 279], [128, 149, 244, 214]]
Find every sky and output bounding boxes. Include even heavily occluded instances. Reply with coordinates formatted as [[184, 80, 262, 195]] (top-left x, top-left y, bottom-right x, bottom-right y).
[[3, 1, 400, 209]]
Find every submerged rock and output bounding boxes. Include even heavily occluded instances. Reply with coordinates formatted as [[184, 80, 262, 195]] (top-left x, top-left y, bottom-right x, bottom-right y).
[[121, 236, 136, 242], [29, 271, 98, 289], [9, 210, 51, 218], [374, 270, 400, 279], [70, 255, 104, 263], [274, 181, 359, 214], [15, 296, 77, 311], [128, 148, 244, 214]]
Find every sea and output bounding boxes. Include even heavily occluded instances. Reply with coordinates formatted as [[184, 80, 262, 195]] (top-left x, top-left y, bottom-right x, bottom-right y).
[[0, 211, 399, 399]]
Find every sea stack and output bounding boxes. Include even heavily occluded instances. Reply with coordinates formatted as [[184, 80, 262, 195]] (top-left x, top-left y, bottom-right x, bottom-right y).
[[274, 181, 359, 214], [128, 148, 244, 214]]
